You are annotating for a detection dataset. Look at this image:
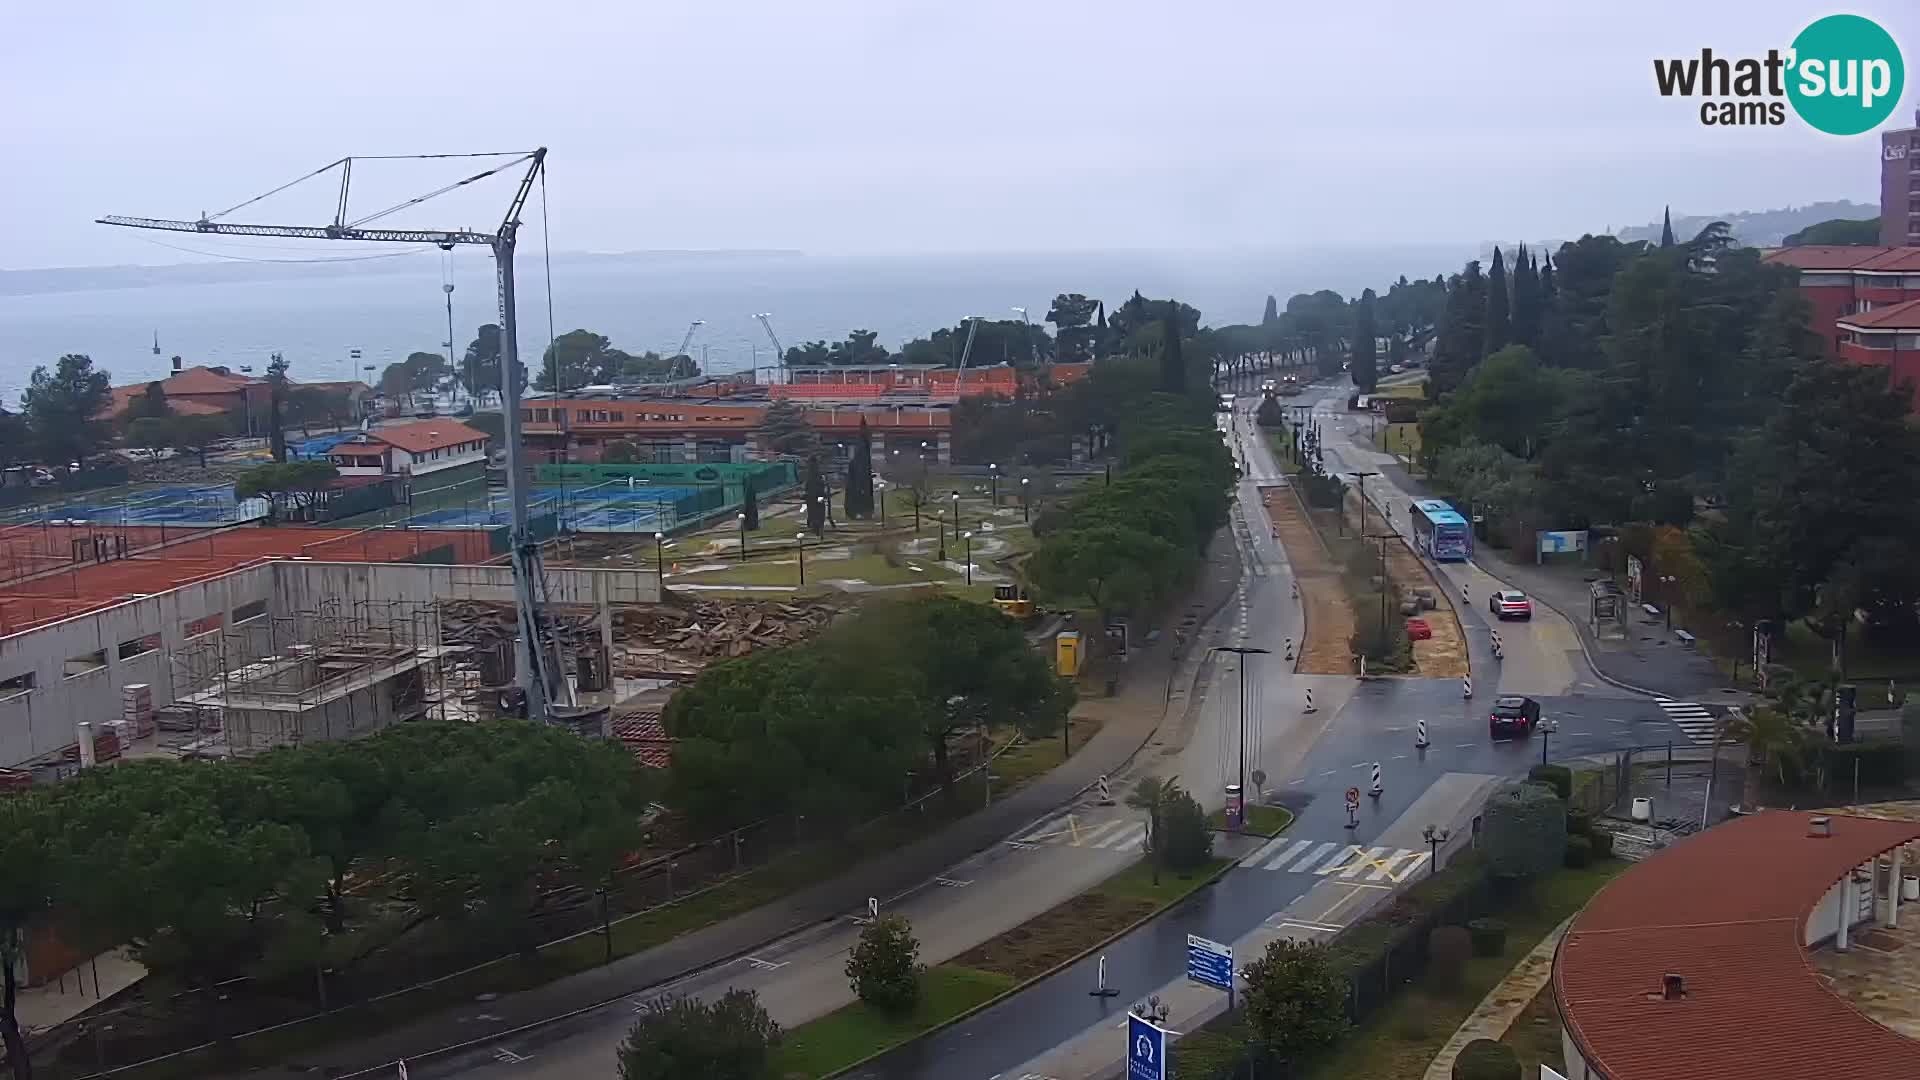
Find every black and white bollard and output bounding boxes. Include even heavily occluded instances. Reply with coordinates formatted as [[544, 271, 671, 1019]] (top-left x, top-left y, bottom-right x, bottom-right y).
[[1304, 687, 1317, 713], [1462, 581, 1469, 603], [1090, 954, 1118, 998], [1369, 762, 1383, 797], [1284, 637, 1295, 661], [1462, 674, 1473, 698], [1096, 774, 1115, 806], [1492, 632, 1503, 660], [1415, 718, 1430, 748]]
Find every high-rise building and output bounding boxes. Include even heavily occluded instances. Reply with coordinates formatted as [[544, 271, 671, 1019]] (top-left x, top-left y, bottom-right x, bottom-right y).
[[1879, 107, 1920, 246]]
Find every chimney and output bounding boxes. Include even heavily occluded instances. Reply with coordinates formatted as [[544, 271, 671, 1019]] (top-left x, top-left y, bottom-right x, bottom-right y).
[[171, 355, 183, 372], [1662, 973, 1686, 1000], [76, 721, 97, 769], [1809, 816, 1833, 838]]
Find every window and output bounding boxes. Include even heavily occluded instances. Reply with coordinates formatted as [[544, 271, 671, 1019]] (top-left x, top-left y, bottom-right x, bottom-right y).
[[610, 410, 623, 421], [576, 409, 592, 422], [64, 649, 107, 679], [232, 600, 267, 624], [592, 410, 609, 422], [184, 613, 223, 637], [534, 408, 551, 423], [0, 672, 36, 700], [118, 633, 161, 660], [521, 409, 533, 421]]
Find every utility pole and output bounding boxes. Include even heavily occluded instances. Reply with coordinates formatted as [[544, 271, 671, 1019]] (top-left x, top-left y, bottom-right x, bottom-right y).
[[1350, 470, 1379, 537], [99, 149, 569, 723], [1211, 646, 1270, 831], [1365, 533, 1396, 645]]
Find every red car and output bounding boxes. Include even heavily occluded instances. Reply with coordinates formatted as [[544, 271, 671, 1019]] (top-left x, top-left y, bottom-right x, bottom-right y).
[[1489, 589, 1532, 620]]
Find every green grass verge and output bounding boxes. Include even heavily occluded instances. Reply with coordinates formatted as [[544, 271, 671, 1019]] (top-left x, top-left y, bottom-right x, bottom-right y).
[[1095, 855, 1234, 907], [1207, 804, 1295, 837], [1299, 859, 1627, 1080], [771, 965, 1014, 1078]]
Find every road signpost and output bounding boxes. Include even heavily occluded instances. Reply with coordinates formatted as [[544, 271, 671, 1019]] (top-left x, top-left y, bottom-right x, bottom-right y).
[[1127, 1012, 1169, 1080], [1344, 786, 1361, 829], [1186, 934, 1235, 1008]]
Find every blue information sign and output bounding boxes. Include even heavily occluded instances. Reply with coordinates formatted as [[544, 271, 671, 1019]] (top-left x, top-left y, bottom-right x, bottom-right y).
[[1185, 934, 1234, 993], [1127, 1013, 1167, 1080]]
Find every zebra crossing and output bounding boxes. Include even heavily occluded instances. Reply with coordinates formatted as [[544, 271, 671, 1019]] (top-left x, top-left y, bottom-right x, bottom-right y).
[[1007, 813, 1148, 853], [1654, 698, 1721, 745], [1242, 837, 1431, 882]]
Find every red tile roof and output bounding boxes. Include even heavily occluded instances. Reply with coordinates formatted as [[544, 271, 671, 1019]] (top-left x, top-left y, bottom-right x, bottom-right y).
[[1838, 297, 1920, 331], [162, 365, 263, 395], [359, 418, 489, 455], [1763, 246, 1920, 272], [611, 710, 671, 768], [100, 384, 230, 420], [1555, 811, 1920, 1080]]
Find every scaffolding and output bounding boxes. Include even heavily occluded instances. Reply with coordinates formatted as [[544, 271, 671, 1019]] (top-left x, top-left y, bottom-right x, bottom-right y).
[[161, 598, 471, 756]]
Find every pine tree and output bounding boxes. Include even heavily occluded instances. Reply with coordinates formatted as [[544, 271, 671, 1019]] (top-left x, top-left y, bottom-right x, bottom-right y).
[[267, 352, 290, 463], [1351, 289, 1379, 392], [804, 458, 826, 533], [1160, 301, 1186, 393], [1484, 247, 1510, 357], [741, 475, 760, 530], [1660, 206, 1676, 248], [1510, 243, 1541, 349], [845, 418, 875, 519]]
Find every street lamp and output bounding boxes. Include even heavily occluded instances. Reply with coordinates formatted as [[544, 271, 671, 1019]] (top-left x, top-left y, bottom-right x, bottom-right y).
[[1020, 476, 1031, 523], [962, 530, 974, 585], [815, 495, 829, 533], [1210, 646, 1271, 833], [875, 477, 887, 525], [949, 490, 960, 538], [1659, 575, 1679, 631], [988, 462, 999, 506], [735, 513, 747, 561], [653, 530, 665, 571], [1421, 824, 1451, 878], [1349, 470, 1379, 537], [1539, 718, 1559, 766], [935, 510, 946, 561], [795, 532, 807, 586]]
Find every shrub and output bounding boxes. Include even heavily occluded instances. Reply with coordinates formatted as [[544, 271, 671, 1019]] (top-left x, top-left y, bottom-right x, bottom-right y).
[[1588, 829, 1616, 859], [1484, 782, 1568, 879], [1467, 917, 1508, 957], [1565, 807, 1592, 837], [1427, 925, 1473, 992], [1565, 835, 1594, 868], [846, 914, 920, 1015], [618, 989, 780, 1080], [1453, 1038, 1522, 1080], [1527, 763, 1572, 801], [1242, 939, 1349, 1062], [1161, 789, 1216, 872]]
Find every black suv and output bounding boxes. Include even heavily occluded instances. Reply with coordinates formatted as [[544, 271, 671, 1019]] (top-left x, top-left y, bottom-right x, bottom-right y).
[[1488, 695, 1541, 739]]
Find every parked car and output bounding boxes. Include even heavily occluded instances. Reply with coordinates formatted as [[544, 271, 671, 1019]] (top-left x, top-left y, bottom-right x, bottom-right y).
[[1489, 589, 1532, 620], [1489, 694, 1540, 739]]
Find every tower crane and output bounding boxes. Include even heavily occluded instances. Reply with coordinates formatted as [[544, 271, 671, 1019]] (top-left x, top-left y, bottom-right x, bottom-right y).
[[675, 319, 705, 360], [955, 315, 985, 391], [98, 149, 575, 724], [753, 312, 786, 383]]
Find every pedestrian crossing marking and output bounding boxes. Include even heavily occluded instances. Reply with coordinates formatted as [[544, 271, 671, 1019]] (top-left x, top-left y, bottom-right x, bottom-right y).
[[1654, 698, 1720, 745]]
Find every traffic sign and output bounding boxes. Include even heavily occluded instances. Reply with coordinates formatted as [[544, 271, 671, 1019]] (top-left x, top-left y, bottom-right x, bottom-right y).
[[1127, 1012, 1168, 1080], [1345, 787, 1361, 810], [1185, 934, 1233, 993]]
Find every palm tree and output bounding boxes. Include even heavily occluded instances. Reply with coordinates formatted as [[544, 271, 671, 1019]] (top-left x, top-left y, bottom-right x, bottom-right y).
[[1127, 776, 1181, 885], [1721, 705, 1808, 809]]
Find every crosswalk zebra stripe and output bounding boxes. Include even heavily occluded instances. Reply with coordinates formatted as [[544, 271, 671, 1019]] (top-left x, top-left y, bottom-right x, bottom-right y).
[[1091, 823, 1138, 849], [1389, 851, 1432, 880], [1367, 851, 1416, 881], [1114, 828, 1146, 853], [1255, 837, 1311, 870], [1286, 841, 1341, 873], [1078, 821, 1126, 847], [1013, 813, 1069, 844]]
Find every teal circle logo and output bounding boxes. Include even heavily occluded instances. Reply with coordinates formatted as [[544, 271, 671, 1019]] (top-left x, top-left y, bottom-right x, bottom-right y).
[[1787, 15, 1904, 135]]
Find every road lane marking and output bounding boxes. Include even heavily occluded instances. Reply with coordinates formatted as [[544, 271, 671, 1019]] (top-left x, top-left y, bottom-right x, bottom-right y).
[[493, 1047, 530, 1064], [1256, 837, 1312, 870], [1284, 840, 1340, 872]]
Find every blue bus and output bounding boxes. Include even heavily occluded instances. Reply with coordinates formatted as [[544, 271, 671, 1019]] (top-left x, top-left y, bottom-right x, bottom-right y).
[[1411, 498, 1472, 561]]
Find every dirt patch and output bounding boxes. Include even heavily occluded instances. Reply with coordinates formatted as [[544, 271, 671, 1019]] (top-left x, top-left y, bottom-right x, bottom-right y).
[[950, 891, 1154, 980], [1337, 491, 1469, 678], [1261, 485, 1357, 674]]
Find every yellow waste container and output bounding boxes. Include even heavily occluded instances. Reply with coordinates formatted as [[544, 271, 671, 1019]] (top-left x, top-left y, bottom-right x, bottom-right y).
[[1055, 631, 1081, 677]]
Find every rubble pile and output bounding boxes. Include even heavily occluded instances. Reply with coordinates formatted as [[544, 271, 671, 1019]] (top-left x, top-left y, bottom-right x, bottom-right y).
[[440, 597, 841, 677]]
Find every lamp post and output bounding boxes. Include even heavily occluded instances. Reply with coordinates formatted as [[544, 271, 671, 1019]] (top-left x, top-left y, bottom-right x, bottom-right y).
[[1421, 824, 1451, 878], [1539, 718, 1559, 766], [795, 532, 806, 586], [815, 495, 829, 533], [1210, 646, 1271, 833], [936, 511, 946, 561], [735, 513, 747, 561], [653, 530, 665, 570], [1659, 575, 1678, 631], [988, 462, 999, 506], [963, 530, 974, 585], [1349, 470, 1379, 537], [949, 490, 960, 538], [875, 478, 887, 525], [1020, 476, 1031, 523]]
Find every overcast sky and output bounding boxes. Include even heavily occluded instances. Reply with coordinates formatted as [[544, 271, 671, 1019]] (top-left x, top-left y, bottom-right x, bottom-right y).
[[3, 0, 1914, 269]]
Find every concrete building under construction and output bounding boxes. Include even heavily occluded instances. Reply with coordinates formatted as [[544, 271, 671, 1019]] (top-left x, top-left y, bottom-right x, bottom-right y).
[[0, 523, 661, 778]]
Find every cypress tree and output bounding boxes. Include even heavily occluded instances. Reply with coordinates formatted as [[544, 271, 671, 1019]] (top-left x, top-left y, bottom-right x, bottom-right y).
[[742, 475, 760, 530], [1484, 247, 1510, 357], [1540, 252, 1556, 301], [1160, 300, 1186, 393], [1263, 295, 1279, 325], [804, 458, 826, 532], [845, 418, 874, 518], [1351, 289, 1378, 391], [1660, 206, 1676, 248], [1094, 300, 1108, 360], [1510, 243, 1540, 349]]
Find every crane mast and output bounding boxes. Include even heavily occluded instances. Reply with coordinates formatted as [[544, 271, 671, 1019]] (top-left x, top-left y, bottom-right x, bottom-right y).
[[753, 313, 787, 385], [98, 149, 573, 724]]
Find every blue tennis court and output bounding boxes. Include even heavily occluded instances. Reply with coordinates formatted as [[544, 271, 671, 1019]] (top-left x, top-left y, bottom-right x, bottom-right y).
[[402, 483, 696, 532], [5, 484, 268, 526]]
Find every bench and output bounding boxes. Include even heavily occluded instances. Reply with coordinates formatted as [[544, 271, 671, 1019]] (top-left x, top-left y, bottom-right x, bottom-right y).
[[1641, 603, 1663, 619], [1673, 629, 1697, 647]]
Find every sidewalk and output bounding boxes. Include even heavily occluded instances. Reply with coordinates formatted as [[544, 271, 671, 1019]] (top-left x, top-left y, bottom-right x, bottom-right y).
[[232, 534, 1246, 1079], [1422, 916, 1573, 1080], [1368, 457, 1728, 700]]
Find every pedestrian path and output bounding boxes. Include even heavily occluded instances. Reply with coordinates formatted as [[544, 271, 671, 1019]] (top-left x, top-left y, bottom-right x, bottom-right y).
[[1422, 916, 1575, 1080], [1654, 697, 1721, 745], [1005, 818, 1432, 882]]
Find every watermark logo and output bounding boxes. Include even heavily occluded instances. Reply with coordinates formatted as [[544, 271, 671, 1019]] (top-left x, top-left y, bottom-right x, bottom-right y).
[[1653, 14, 1903, 134]]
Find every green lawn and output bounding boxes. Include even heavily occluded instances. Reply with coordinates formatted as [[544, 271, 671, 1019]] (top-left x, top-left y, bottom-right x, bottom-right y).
[[1298, 859, 1627, 1080], [1208, 804, 1295, 837], [988, 716, 1103, 795], [1096, 855, 1234, 906], [771, 965, 1014, 1078]]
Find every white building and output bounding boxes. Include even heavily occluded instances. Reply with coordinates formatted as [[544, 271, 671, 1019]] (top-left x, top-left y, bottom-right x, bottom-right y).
[[328, 418, 490, 480]]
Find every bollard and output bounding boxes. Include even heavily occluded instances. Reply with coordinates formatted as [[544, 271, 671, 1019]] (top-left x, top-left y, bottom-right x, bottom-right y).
[[1462, 674, 1473, 698], [1304, 687, 1317, 713], [1416, 717, 1430, 748], [1462, 581, 1469, 602], [1097, 774, 1115, 806], [1369, 762, 1383, 796], [1285, 637, 1295, 660]]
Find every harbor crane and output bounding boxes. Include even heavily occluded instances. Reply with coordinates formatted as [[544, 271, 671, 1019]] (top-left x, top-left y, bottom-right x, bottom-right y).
[[753, 312, 787, 383], [675, 319, 705, 360], [98, 149, 576, 724]]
